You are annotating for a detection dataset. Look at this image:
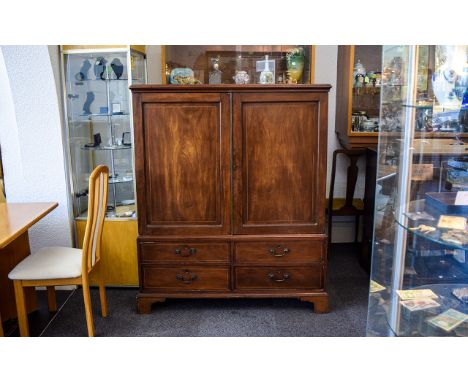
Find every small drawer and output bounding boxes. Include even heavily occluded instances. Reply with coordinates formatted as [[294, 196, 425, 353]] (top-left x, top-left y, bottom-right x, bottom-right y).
[[140, 242, 229, 263], [234, 240, 323, 264], [142, 266, 230, 291], [235, 266, 323, 290]]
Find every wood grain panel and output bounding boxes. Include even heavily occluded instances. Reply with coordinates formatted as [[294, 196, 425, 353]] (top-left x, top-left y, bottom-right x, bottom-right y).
[[146, 103, 219, 223], [234, 240, 324, 264], [0, 203, 58, 248], [233, 92, 327, 234], [142, 266, 230, 291], [77, 219, 138, 286], [243, 102, 316, 222], [140, 242, 229, 263], [235, 265, 323, 290], [135, 92, 230, 235]]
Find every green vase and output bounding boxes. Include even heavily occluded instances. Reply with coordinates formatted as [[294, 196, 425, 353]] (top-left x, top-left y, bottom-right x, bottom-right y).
[[286, 54, 305, 83]]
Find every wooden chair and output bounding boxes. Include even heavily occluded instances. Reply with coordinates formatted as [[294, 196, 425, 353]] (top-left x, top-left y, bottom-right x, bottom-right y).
[[8, 165, 109, 336], [327, 148, 366, 246]]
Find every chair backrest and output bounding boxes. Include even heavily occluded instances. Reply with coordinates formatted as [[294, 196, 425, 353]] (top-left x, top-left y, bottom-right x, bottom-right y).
[[328, 148, 366, 214], [81, 165, 109, 274]]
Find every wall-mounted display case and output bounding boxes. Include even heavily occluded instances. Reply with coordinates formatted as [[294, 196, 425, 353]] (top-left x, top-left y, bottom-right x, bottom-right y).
[[161, 45, 315, 85], [367, 45, 468, 336], [61, 45, 146, 220], [336, 45, 383, 148]]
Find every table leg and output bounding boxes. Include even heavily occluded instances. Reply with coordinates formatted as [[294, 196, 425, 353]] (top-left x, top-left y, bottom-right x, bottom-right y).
[[0, 231, 37, 323]]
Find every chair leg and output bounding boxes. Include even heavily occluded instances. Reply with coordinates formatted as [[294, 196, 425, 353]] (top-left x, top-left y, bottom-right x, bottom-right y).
[[354, 215, 360, 243], [327, 214, 333, 251], [47, 286, 57, 312], [81, 279, 94, 337], [13, 280, 29, 337], [98, 275, 108, 318]]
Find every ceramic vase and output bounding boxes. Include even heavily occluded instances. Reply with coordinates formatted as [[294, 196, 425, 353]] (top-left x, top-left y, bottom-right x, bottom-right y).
[[286, 53, 305, 83]]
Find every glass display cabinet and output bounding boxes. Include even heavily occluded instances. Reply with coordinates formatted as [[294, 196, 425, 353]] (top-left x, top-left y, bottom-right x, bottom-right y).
[[61, 45, 146, 220], [162, 45, 315, 85], [367, 45, 468, 336], [336, 45, 383, 148]]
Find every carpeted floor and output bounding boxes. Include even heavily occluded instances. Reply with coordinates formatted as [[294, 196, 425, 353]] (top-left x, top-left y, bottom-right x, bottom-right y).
[[40, 243, 370, 337]]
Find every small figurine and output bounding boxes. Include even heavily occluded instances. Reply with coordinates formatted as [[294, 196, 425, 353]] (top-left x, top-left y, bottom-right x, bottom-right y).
[[209, 56, 222, 84], [259, 55, 274, 84], [111, 58, 124, 79], [233, 70, 249, 84], [82, 91, 95, 115], [94, 57, 107, 80], [75, 59, 91, 81]]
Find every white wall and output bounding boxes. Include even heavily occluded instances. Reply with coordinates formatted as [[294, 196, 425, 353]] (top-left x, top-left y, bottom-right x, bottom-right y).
[[0, 45, 73, 251]]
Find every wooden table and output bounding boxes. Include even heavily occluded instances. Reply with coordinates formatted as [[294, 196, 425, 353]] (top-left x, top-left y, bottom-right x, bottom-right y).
[[0, 202, 58, 335]]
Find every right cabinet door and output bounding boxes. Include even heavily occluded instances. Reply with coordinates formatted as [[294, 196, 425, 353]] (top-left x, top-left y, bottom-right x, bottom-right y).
[[232, 91, 328, 235]]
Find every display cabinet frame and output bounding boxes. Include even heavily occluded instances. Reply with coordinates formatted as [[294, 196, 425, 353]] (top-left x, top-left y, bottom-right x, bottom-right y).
[[160, 45, 316, 85], [60, 45, 147, 286]]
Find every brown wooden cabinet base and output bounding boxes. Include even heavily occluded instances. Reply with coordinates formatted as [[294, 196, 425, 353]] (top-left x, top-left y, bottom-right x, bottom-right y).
[[136, 292, 329, 314], [131, 85, 331, 318]]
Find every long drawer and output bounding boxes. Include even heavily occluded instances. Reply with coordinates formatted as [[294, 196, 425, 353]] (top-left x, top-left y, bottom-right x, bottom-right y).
[[234, 240, 324, 264], [140, 242, 229, 263], [142, 266, 230, 291], [234, 265, 323, 290]]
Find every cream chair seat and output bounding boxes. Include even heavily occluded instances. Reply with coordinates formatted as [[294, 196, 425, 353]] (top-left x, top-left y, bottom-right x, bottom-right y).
[[9, 247, 83, 280], [8, 165, 109, 337]]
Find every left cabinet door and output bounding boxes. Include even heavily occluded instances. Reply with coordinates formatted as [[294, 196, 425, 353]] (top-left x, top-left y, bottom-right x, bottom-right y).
[[133, 92, 231, 235]]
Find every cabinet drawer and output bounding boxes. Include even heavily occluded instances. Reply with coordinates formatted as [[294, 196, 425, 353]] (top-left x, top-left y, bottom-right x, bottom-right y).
[[142, 266, 230, 291], [140, 242, 229, 263], [235, 266, 323, 290], [234, 241, 323, 264]]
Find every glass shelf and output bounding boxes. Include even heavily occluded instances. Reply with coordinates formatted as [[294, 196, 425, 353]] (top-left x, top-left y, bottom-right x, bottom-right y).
[[75, 78, 142, 82], [108, 176, 133, 184], [370, 284, 468, 337], [402, 104, 434, 109], [81, 145, 132, 151], [395, 219, 468, 251], [78, 113, 130, 117]]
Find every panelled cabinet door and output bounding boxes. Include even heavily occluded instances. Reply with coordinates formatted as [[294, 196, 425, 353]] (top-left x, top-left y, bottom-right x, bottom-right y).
[[133, 92, 231, 235], [232, 92, 328, 235]]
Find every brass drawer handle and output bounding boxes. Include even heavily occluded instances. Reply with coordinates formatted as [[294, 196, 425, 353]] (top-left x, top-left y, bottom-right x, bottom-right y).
[[268, 244, 290, 257], [267, 271, 290, 282], [175, 246, 197, 257], [176, 270, 197, 284]]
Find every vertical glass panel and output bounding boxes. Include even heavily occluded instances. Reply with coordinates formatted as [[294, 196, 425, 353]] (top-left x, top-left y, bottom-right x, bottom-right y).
[[367, 46, 468, 336], [164, 45, 312, 84], [64, 49, 145, 219]]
